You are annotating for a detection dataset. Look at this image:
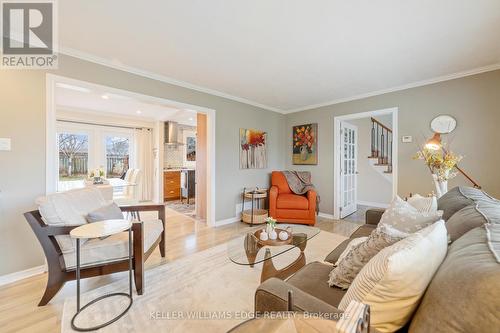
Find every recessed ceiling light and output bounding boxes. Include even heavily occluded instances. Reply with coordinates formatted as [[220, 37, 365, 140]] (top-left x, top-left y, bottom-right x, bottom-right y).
[[56, 82, 91, 93], [188, 117, 193, 121], [101, 94, 109, 100], [136, 110, 142, 114]]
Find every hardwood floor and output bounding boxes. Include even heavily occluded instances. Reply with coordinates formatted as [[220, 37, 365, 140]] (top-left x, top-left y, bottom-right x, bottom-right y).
[[0, 208, 361, 333]]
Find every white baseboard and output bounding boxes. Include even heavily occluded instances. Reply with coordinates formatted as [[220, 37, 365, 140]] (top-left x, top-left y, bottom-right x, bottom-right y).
[[0, 265, 46, 287], [215, 216, 240, 227], [357, 200, 389, 209], [318, 212, 335, 220]]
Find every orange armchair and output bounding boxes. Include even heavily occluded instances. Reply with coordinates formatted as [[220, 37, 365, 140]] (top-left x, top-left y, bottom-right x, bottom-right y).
[[269, 171, 316, 225]]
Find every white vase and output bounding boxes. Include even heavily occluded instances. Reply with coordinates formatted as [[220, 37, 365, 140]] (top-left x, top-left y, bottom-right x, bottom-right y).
[[260, 230, 268, 241], [432, 174, 448, 198], [278, 231, 289, 241], [269, 230, 277, 240]]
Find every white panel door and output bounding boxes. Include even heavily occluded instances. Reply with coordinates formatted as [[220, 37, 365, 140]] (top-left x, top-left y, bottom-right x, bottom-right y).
[[340, 122, 358, 218]]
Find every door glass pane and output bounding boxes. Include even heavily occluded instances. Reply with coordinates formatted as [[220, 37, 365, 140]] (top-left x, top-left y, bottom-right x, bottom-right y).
[[106, 136, 130, 178], [58, 132, 88, 191]]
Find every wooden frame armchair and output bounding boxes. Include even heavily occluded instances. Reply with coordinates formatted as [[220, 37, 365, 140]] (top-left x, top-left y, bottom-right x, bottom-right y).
[[24, 204, 165, 306]]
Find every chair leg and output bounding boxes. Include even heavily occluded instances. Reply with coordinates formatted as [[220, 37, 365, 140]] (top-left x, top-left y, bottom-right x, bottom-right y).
[[159, 236, 166, 258], [132, 222, 144, 295], [38, 269, 65, 306]]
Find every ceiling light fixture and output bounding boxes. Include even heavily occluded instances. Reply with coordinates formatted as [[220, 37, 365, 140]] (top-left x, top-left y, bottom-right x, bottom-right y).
[[188, 117, 193, 121], [101, 94, 109, 100], [136, 110, 142, 114]]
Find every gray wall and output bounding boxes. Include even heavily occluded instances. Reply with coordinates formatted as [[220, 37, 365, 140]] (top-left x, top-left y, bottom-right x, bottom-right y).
[[285, 69, 500, 214], [346, 116, 393, 205], [0, 55, 286, 276]]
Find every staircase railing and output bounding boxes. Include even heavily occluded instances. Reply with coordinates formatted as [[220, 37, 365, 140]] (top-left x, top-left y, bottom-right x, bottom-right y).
[[370, 117, 392, 173]]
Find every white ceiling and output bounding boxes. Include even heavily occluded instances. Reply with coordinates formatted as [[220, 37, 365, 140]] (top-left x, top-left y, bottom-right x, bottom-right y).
[[55, 82, 197, 126], [59, 1, 500, 113]]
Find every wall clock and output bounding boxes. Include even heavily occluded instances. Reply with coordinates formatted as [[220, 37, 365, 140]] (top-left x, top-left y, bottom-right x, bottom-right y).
[[430, 115, 457, 134]]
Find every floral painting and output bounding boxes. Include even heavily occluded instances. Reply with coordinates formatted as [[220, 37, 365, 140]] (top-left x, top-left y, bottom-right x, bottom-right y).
[[240, 128, 267, 169], [293, 123, 318, 165]]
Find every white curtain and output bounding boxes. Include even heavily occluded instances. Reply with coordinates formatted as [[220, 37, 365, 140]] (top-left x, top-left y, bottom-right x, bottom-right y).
[[134, 128, 154, 201]]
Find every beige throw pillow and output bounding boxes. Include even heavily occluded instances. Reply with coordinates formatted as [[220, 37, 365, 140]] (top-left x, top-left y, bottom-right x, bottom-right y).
[[339, 220, 448, 333], [407, 194, 438, 213], [328, 224, 408, 289], [380, 196, 443, 233]]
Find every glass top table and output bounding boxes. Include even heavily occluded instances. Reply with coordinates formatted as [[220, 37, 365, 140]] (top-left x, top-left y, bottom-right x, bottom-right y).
[[227, 224, 320, 282]]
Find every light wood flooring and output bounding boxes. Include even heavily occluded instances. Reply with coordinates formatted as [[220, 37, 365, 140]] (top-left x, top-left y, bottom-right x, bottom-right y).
[[0, 208, 362, 333]]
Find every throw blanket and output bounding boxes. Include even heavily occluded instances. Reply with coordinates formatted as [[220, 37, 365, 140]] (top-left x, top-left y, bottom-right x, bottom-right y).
[[282, 171, 320, 213]]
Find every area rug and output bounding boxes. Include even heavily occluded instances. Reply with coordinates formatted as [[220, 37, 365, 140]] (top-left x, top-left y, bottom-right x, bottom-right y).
[[166, 200, 196, 218], [61, 231, 347, 332]]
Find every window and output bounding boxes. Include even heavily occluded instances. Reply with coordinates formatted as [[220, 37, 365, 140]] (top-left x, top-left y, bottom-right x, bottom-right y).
[[57, 132, 89, 191], [105, 135, 130, 178]]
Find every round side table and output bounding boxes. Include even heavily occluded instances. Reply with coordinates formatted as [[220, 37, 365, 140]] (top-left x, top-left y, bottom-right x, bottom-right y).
[[69, 219, 133, 331], [241, 188, 268, 226]]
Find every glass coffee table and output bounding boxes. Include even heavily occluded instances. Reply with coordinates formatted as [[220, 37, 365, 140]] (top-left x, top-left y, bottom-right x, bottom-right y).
[[227, 224, 320, 283]]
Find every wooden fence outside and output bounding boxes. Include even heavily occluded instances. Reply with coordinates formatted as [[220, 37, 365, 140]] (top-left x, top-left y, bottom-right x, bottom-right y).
[[59, 153, 129, 177]]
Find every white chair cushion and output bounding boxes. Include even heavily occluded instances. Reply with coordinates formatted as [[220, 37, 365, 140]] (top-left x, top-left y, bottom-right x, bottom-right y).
[[62, 219, 163, 269], [36, 188, 108, 253]]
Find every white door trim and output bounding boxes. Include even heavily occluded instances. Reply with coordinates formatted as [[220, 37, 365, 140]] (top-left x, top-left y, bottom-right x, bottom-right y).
[[333, 107, 398, 220], [46, 74, 217, 227]]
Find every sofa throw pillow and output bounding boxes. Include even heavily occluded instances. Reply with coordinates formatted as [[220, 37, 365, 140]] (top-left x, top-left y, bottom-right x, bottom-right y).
[[338, 220, 448, 333], [333, 237, 368, 266], [328, 224, 408, 289], [86, 203, 125, 239], [380, 196, 443, 233], [407, 194, 438, 213], [438, 186, 499, 221], [446, 201, 500, 242]]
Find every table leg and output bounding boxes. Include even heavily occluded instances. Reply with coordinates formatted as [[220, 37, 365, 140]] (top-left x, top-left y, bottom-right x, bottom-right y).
[[260, 248, 306, 283], [128, 227, 133, 297], [76, 238, 80, 311], [251, 193, 255, 227]]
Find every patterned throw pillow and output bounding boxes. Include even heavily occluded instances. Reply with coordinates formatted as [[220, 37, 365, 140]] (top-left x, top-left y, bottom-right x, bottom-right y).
[[333, 237, 368, 266], [407, 194, 438, 213], [328, 224, 408, 289], [380, 196, 443, 233]]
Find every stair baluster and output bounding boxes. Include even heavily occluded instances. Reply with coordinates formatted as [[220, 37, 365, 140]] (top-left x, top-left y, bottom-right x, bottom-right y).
[[369, 117, 393, 174]]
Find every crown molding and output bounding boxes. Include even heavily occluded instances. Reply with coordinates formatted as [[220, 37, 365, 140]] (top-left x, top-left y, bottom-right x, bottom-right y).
[[284, 63, 500, 114], [59, 46, 285, 114], [58, 46, 500, 115]]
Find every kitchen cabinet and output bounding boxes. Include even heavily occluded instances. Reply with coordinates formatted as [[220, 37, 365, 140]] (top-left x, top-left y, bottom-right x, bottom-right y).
[[164, 171, 181, 201]]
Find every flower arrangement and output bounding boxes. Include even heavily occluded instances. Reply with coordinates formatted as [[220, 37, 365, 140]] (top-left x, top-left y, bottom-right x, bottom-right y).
[[413, 147, 462, 182], [265, 217, 277, 230], [293, 125, 315, 153], [89, 166, 105, 179]]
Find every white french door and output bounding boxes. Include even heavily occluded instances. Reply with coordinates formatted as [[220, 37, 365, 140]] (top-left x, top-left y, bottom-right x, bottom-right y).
[[340, 122, 358, 218], [55, 122, 135, 192]]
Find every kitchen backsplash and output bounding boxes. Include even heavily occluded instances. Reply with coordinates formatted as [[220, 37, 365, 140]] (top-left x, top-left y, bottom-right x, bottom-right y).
[[164, 144, 184, 168], [164, 124, 196, 168]]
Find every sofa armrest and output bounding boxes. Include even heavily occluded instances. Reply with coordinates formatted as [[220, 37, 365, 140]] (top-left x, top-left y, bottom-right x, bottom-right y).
[[255, 277, 343, 318], [269, 186, 279, 218], [307, 190, 317, 210], [366, 208, 385, 225]]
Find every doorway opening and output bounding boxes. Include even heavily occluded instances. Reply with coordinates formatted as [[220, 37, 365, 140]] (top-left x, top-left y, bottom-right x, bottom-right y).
[[46, 74, 216, 226], [333, 108, 398, 221]]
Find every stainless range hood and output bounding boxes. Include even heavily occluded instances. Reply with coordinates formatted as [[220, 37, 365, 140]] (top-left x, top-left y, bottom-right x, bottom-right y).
[[164, 121, 183, 145]]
